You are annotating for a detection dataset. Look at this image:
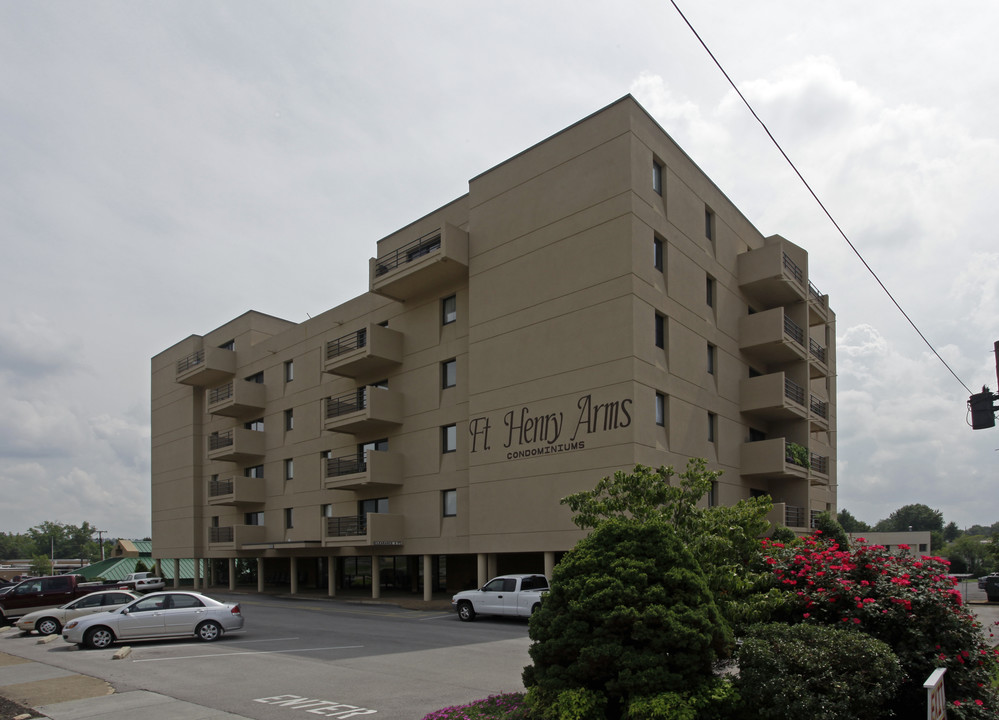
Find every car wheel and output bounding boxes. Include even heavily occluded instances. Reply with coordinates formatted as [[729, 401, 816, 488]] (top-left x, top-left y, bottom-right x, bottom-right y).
[[196, 620, 222, 642], [530, 603, 540, 616], [36, 617, 61, 635], [84, 626, 115, 650], [457, 601, 476, 622]]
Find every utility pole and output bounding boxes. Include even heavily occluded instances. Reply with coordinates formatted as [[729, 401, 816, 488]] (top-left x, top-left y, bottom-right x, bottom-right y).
[[969, 340, 999, 430], [95, 530, 108, 562]]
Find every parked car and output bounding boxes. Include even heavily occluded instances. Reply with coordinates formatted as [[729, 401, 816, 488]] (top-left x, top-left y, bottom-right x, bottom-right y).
[[117, 572, 165, 593], [16, 590, 140, 635], [978, 573, 999, 590], [63, 591, 244, 649], [0, 574, 120, 623], [451, 574, 549, 621], [985, 576, 999, 602]]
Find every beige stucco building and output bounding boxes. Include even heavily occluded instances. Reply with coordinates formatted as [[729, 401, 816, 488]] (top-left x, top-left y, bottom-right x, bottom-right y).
[[151, 95, 836, 598]]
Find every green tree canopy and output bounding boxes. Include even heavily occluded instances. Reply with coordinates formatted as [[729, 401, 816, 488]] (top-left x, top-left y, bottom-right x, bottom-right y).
[[874, 503, 944, 533], [835, 508, 871, 533]]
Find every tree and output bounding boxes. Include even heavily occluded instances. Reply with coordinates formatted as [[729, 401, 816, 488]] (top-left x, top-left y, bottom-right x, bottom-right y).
[[874, 503, 944, 533], [812, 511, 849, 549], [836, 508, 871, 533], [944, 521, 962, 542], [943, 535, 995, 576], [29, 554, 53, 576]]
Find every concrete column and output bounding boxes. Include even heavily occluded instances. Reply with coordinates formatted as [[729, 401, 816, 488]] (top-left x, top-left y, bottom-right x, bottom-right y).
[[477, 553, 487, 588], [172, 559, 180, 588], [193, 559, 201, 590], [423, 554, 433, 602], [487, 554, 498, 580], [153, 559, 161, 577], [327, 556, 336, 598], [257, 558, 265, 593], [290, 557, 298, 595], [371, 556, 380, 599], [228, 558, 236, 591], [544, 551, 556, 580], [208, 559, 215, 587]]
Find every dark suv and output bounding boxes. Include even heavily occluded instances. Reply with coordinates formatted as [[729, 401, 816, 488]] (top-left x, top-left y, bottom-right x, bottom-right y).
[[985, 575, 999, 602]]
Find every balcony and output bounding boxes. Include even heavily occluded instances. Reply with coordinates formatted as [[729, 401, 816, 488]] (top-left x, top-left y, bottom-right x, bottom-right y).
[[323, 386, 403, 434], [810, 453, 830, 486], [324, 323, 403, 378], [207, 523, 266, 549], [808, 338, 829, 378], [808, 280, 831, 325], [323, 512, 404, 548], [766, 503, 813, 531], [809, 395, 830, 431], [206, 380, 267, 418], [176, 347, 236, 387], [207, 476, 266, 506], [739, 308, 807, 364], [324, 450, 404, 491], [369, 223, 469, 301], [740, 438, 809, 479], [740, 372, 807, 420], [207, 427, 266, 463], [738, 244, 806, 308]]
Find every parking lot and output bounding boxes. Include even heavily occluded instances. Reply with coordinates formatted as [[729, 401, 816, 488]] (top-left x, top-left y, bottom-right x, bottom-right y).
[[0, 592, 532, 720]]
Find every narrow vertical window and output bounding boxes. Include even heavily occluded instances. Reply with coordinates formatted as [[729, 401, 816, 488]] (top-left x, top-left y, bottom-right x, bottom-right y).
[[285, 408, 294, 431], [707, 344, 715, 375], [442, 489, 457, 517], [708, 412, 716, 442], [654, 313, 665, 349], [653, 237, 663, 271], [655, 393, 665, 427], [442, 295, 457, 325], [321, 503, 333, 519], [442, 359, 456, 389], [284, 458, 294, 481], [442, 424, 457, 453], [284, 508, 294, 529], [705, 206, 715, 241], [653, 161, 663, 195], [284, 360, 294, 382], [708, 481, 718, 507], [706, 276, 714, 307]]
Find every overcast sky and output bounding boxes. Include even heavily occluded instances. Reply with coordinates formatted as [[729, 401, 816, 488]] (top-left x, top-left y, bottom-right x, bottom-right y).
[[2, 1, 998, 539]]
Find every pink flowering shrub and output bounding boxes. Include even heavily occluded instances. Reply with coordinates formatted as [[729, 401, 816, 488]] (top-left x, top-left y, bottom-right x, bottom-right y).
[[761, 533, 999, 719], [421, 693, 533, 720]]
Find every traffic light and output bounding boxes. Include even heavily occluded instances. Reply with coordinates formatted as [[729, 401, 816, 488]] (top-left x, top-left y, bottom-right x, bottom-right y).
[[969, 388, 998, 430]]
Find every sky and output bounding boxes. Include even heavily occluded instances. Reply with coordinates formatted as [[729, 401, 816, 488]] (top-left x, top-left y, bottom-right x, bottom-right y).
[[1, 1, 998, 539]]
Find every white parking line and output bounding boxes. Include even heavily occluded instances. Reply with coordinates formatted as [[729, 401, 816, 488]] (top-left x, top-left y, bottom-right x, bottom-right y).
[[131, 644, 363, 662]]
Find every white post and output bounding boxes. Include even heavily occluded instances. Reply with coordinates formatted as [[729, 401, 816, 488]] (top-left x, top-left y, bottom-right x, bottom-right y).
[[924, 667, 947, 720], [423, 554, 433, 602]]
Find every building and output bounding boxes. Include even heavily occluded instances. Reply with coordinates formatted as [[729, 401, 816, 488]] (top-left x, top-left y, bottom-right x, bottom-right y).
[[151, 95, 836, 599]]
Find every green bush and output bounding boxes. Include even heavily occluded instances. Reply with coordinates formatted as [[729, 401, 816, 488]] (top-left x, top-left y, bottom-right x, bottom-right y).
[[736, 623, 902, 720], [524, 516, 731, 720]]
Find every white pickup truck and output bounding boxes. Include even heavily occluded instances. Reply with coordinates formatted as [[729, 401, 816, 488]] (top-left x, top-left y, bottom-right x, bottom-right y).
[[451, 574, 549, 621], [117, 572, 165, 593]]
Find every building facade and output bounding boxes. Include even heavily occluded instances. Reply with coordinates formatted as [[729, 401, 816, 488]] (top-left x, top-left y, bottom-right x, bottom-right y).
[[151, 95, 836, 598]]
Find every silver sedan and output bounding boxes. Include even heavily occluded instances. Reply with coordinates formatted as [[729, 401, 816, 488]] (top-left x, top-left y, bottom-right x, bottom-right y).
[[16, 590, 139, 635], [62, 591, 244, 649]]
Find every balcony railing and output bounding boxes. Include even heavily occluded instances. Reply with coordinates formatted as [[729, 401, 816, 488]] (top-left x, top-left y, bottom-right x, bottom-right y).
[[785, 441, 809, 469], [207, 383, 234, 405], [327, 454, 366, 478], [810, 395, 828, 419], [374, 230, 442, 277], [784, 377, 805, 406], [783, 316, 805, 346], [809, 338, 827, 363], [808, 280, 823, 303], [810, 453, 829, 474], [327, 328, 368, 361], [209, 430, 234, 451], [210, 526, 234, 543], [785, 505, 807, 528], [177, 349, 205, 374], [326, 389, 367, 420], [327, 515, 367, 537], [209, 479, 234, 497], [783, 253, 803, 284]]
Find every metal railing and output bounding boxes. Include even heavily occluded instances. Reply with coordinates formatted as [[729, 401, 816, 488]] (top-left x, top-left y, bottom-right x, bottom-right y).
[[325, 388, 367, 419], [177, 349, 205, 373], [209, 526, 234, 543], [782, 253, 804, 284], [209, 479, 234, 497], [327, 328, 368, 361], [784, 377, 805, 406], [809, 338, 827, 363], [327, 454, 367, 478], [810, 395, 828, 419], [208, 430, 234, 451], [785, 505, 807, 527], [810, 454, 829, 474], [327, 515, 367, 537], [373, 229, 442, 276], [207, 382, 234, 405], [808, 280, 824, 303], [783, 315, 805, 346], [810, 510, 822, 528]]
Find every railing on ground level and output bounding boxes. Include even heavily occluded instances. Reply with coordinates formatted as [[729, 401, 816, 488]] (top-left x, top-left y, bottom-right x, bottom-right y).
[[786, 505, 807, 527], [327, 454, 366, 478], [177, 349, 205, 373], [327, 515, 367, 537], [373, 229, 442, 276], [327, 328, 368, 361], [209, 526, 234, 543]]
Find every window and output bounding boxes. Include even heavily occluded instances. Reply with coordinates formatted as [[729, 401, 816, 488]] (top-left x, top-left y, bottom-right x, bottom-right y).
[[708, 481, 718, 507], [706, 276, 714, 307], [653, 161, 663, 195], [442, 359, 456, 389], [245, 511, 264, 526], [653, 237, 663, 271], [284, 458, 294, 481], [708, 412, 716, 443], [443, 489, 457, 517], [245, 371, 263, 384], [442, 295, 457, 325], [655, 393, 665, 427], [705, 206, 715, 241], [654, 313, 665, 349], [285, 408, 294, 431], [284, 360, 294, 382], [245, 464, 264, 478], [245, 418, 264, 431], [359, 497, 388, 515], [442, 424, 457, 453], [284, 508, 294, 529], [748, 427, 767, 442], [211, 515, 219, 528], [707, 344, 715, 375], [219, 339, 235, 351], [360, 438, 389, 455], [321, 504, 333, 519]]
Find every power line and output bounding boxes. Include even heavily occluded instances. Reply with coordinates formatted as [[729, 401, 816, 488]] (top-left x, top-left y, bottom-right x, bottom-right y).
[[668, 0, 974, 396]]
